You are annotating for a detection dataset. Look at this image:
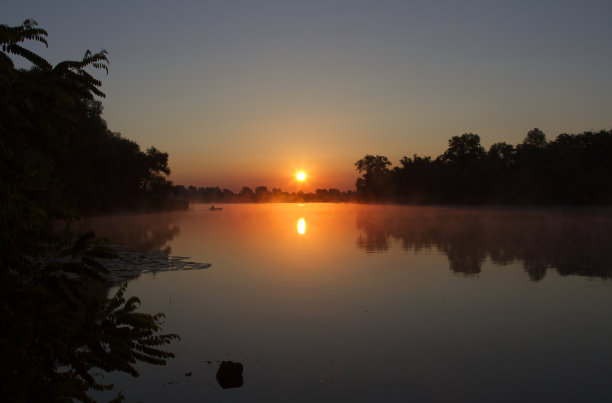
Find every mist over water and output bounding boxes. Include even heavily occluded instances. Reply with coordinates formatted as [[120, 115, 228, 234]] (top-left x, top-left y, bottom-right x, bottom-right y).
[[90, 204, 612, 402]]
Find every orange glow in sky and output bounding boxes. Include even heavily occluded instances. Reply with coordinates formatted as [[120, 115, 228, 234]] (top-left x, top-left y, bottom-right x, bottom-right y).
[[15, 2, 609, 192]]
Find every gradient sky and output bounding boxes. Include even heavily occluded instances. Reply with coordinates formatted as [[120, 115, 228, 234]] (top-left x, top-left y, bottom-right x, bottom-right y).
[[5, 1, 612, 192]]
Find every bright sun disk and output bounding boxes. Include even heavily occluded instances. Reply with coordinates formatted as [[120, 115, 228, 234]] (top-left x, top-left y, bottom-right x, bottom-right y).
[[296, 171, 306, 181]]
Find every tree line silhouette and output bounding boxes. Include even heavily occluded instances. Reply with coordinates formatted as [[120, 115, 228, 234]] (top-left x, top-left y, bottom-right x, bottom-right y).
[[1, 20, 179, 402], [179, 128, 612, 206], [355, 129, 612, 204], [175, 185, 356, 203]]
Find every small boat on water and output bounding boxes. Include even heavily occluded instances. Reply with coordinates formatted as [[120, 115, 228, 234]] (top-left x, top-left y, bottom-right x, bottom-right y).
[[209, 205, 223, 211]]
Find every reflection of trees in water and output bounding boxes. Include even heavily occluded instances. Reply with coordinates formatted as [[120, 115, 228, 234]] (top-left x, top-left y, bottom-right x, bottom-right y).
[[78, 214, 181, 253], [73, 215, 183, 284], [356, 220, 390, 252], [356, 207, 612, 281]]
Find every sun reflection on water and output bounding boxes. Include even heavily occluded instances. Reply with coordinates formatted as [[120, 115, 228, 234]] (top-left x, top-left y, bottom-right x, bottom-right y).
[[297, 218, 306, 235]]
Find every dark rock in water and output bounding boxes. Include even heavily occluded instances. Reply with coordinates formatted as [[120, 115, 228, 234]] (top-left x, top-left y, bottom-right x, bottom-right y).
[[216, 361, 243, 389]]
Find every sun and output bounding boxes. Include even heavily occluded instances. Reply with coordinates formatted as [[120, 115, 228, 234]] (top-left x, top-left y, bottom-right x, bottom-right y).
[[296, 171, 306, 181]]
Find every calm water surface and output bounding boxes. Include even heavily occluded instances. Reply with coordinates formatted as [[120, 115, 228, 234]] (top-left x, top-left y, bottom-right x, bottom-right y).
[[88, 204, 612, 402]]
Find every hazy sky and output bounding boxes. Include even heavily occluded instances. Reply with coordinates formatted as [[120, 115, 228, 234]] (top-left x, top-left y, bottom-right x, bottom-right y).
[[5, 1, 612, 191]]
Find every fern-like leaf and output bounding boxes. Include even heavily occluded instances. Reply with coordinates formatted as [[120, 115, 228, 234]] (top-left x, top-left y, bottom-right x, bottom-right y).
[[3, 43, 52, 70]]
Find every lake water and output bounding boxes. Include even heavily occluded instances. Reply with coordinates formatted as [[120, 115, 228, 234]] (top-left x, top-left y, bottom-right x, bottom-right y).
[[88, 203, 612, 402]]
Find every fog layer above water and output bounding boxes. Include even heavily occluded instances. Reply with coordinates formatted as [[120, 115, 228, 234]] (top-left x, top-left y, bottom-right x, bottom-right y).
[[85, 204, 612, 282]]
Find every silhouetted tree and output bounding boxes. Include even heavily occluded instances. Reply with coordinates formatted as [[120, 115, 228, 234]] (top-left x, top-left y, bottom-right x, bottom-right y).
[[392, 154, 439, 203], [440, 133, 486, 164], [487, 142, 515, 166], [545, 130, 612, 203], [523, 128, 547, 148], [355, 155, 393, 201], [438, 133, 487, 201], [255, 186, 271, 202], [513, 128, 550, 203], [237, 186, 255, 202], [486, 142, 516, 202]]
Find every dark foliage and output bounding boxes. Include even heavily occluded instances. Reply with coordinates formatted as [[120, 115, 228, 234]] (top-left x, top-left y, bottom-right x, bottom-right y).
[[356, 129, 612, 205], [1, 20, 179, 402], [1, 20, 179, 215], [355, 155, 393, 202]]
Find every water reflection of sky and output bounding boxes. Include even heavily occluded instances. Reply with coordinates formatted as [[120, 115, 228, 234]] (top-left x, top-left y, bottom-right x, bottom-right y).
[[89, 204, 612, 402], [85, 204, 612, 282]]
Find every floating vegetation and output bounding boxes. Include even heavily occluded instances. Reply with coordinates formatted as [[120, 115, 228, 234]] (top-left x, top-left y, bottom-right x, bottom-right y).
[[99, 247, 211, 282]]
